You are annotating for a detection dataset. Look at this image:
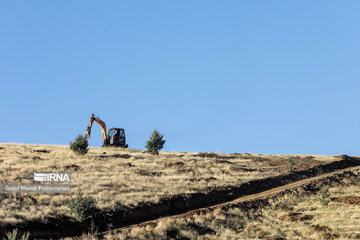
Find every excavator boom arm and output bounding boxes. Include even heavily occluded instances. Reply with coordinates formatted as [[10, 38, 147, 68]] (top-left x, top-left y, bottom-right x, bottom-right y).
[[84, 113, 107, 142]]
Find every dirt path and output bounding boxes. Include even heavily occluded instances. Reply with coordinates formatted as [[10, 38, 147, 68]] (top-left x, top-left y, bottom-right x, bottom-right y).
[[100, 165, 360, 236]]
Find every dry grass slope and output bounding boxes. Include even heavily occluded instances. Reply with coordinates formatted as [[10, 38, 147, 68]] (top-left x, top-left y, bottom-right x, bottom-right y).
[[0, 143, 340, 226], [94, 168, 360, 240]]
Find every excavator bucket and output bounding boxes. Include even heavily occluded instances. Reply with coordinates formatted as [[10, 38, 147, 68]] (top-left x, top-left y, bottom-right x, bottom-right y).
[[84, 126, 91, 138]]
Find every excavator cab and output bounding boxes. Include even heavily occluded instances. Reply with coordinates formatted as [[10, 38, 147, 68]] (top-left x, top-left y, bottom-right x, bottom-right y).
[[84, 113, 128, 148], [107, 128, 127, 147]]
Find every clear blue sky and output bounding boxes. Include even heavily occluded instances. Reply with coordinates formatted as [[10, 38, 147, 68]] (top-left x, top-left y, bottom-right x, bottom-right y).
[[1, 1, 359, 155]]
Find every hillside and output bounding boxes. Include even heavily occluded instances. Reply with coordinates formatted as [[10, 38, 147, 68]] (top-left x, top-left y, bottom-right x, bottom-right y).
[[0, 143, 357, 238], [103, 168, 360, 240]]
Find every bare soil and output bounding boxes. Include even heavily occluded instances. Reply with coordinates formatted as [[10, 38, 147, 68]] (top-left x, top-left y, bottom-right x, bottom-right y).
[[331, 196, 360, 205]]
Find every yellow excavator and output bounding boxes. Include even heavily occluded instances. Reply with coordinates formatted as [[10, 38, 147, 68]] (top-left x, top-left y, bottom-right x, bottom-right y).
[[84, 113, 128, 148]]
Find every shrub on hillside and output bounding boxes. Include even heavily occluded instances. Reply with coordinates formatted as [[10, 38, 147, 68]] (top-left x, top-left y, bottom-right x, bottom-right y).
[[67, 191, 96, 221], [70, 134, 89, 155], [146, 129, 166, 155], [5, 229, 30, 240], [288, 158, 294, 172], [319, 188, 330, 206]]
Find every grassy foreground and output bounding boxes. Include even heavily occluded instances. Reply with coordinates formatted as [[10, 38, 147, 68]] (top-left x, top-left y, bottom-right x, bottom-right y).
[[0, 143, 340, 226], [82, 168, 360, 240]]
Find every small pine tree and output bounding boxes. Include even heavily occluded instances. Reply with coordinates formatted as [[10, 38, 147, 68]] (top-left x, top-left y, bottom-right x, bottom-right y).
[[67, 191, 96, 221], [319, 188, 330, 206], [146, 129, 166, 155], [288, 158, 294, 172], [70, 134, 89, 155]]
